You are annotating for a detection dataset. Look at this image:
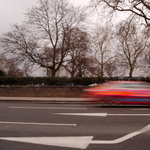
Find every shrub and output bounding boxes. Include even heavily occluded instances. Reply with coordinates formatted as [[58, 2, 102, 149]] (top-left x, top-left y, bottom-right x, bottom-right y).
[[0, 70, 6, 77], [0, 76, 149, 86]]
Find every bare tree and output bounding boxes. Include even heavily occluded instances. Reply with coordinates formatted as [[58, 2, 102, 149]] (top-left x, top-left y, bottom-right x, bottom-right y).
[[0, 54, 7, 76], [7, 63, 24, 77], [104, 58, 118, 77], [62, 28, 90, 77], [140, 27, 150, 76], [0, 54, 7, 71], [90, 0, 150, 26], [116, 18, 149, 77], [0, 0, 86, 77], [91, 24, 115, 77], [0, 54, 24, 77]]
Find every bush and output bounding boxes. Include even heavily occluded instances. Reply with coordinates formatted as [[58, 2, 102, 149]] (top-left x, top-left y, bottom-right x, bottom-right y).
[[0, 70, 6, 77], [0, 76, 150, 86]]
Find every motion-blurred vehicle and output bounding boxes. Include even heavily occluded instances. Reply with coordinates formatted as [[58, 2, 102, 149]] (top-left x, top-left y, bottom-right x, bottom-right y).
[[83, 81, 150, 105]]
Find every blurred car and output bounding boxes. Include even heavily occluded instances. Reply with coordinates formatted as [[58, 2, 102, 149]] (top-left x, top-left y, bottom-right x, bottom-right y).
[[83, 81, 150, 105]]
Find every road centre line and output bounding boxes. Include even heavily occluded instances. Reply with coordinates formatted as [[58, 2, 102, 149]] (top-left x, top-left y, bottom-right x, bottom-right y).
[[0, 121, 76, 126], [54, 113, 150, 117], [9, 107, 87, 110]]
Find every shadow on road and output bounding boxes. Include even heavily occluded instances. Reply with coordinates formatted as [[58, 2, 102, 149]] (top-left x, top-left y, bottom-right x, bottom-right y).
[[87, 104, 150, 108]]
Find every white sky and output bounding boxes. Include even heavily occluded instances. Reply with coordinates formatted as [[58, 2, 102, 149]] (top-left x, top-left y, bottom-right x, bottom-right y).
[[0, 0, 90, 36]]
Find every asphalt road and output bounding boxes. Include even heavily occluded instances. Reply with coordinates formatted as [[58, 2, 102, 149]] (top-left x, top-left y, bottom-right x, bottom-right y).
[[0, 102, 150, 150]]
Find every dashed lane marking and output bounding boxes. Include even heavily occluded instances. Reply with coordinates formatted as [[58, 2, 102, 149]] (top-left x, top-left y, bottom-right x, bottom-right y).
[[9, 107, 87, 110], [53, 113, 107, 117], [0, 121, 76, 126], [54, 113, 150, 117]]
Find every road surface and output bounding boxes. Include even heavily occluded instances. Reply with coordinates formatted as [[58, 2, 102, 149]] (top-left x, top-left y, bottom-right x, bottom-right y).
[[0, 102, 150, 150]]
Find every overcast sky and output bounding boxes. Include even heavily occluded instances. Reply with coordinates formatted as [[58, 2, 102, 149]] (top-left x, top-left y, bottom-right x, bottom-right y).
[[0, 0, 90, 36]]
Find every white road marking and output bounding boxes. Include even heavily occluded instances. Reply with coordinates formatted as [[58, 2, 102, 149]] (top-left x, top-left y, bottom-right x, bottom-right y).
[[0, 121, 76, 126], [9, 107, 87, 110], [108, 114, 150, 116], [54, 113, 150, 117], [0, 136, 94, 149], [0, 124, 150, 149], [53, 113, 108, 117], [91, 124, 150, 144]]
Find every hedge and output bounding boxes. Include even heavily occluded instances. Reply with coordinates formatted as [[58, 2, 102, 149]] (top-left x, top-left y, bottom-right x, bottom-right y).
[[0, 77, 106, 86], [0, 70, 6, 77], [0, 77, 149, 86]]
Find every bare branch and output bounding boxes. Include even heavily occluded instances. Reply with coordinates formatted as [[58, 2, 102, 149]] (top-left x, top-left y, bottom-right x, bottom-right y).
[[90, 0, 150, 26]]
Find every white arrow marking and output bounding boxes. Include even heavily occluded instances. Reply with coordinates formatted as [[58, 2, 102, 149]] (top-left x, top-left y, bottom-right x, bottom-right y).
[[0, 125, 150, 149], [0, 121, 76, 126], [0, 136, 94, 149], [54, 113, 150, 117]]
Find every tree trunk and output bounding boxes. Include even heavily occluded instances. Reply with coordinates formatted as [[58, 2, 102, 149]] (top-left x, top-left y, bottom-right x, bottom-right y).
[[52, 70, 56, 77], [129, 68, 133, 77]]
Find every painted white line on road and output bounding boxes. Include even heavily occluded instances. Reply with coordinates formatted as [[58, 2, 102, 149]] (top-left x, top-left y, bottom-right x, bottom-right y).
[[108, 114, 150, 116], [91, 124, 150, 144], [53, 113, 108, 117], [0, 136, 94, 149], [9, 107, 87, 110], [0, 124, 150, 149], [0, 121, 76, 126], [54, 113, 150, 117]]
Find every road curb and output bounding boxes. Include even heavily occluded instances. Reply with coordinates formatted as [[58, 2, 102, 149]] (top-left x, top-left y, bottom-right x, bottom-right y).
[[0, 97, 88, 103]]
